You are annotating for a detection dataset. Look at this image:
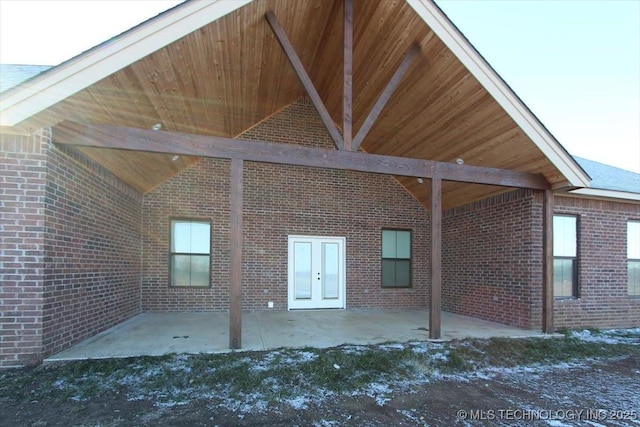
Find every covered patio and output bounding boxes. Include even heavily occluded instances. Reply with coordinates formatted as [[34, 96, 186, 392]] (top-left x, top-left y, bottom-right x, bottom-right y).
[[0, 0, 592, 368], [45, 310, 552, 362]]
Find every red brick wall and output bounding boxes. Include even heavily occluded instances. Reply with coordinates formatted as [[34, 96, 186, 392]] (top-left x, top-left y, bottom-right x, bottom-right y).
[[1, 131, 48, 367], [42, 143, 142, 357], [442, 189, 542, 329], [552, 195, 640, 329], [442, 190, 640, 331], [142, 99, 431, 311]]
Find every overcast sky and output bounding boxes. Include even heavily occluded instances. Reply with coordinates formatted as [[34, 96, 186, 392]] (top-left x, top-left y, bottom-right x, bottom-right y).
[[1, 0, 638, 173]]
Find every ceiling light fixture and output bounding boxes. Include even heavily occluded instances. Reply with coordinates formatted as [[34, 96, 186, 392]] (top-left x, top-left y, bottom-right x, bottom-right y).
[[152, 123, 162, 131], [456, 158, 464, 165], [171, 155, 180, 162], [417, 178, 424, 184]]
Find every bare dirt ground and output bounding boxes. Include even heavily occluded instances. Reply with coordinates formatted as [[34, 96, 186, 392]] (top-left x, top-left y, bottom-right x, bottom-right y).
[[2, 332, 639, 427]]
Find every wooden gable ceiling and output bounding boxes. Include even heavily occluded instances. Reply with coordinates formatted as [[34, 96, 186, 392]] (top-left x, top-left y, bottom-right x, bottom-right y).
[[19, 0, 575, 208]]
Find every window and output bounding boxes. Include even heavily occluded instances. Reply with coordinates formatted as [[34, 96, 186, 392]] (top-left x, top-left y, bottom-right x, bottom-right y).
[[628, 221, 640, 296], [381, 229, 411, 288], [553, 215, 578, 298], [170, 220, 211, 287]]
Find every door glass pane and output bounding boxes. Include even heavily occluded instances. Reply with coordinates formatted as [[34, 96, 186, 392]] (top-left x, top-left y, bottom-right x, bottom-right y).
[[396, 260, 411, 286], [171, 255, 191, 286], [190, 255, 210, 286], [382, 230, 397, 258], [294, 242, 312, 299], [322, 242, 339, 299], [396, 231, 411, 259], [382, 259, 396, 287]]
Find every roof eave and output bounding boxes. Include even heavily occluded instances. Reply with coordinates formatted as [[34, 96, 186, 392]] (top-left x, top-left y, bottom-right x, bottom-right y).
[[0, 0, 251, 129], [407, 0, 591, 189], [567, 188, 640, 203]]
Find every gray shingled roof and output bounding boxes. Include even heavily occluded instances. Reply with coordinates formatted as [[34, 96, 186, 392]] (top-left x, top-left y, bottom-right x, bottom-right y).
[[574, 156, 640, 194], [0, 64, 52, 93]]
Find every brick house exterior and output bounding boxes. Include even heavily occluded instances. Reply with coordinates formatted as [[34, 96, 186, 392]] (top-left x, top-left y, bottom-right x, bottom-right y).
[[3, 98, 639, 367], [1, 1, 639, 367]]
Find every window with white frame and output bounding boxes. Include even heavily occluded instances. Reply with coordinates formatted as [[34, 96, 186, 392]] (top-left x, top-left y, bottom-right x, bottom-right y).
[[628, 221, 640, 296], [170, 220, 211, 287], [553, 215, 578, 298]]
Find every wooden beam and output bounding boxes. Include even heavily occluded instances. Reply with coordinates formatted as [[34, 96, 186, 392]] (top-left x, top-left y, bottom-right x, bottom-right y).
[[542, 189, 554, 333], [352, 43, 420, 151], [229, 158, 243, 349], [429, 175, 442, 340], [265, 11, 344, 150], [53, 122, 551, 190], [343, 0, 353, 151]]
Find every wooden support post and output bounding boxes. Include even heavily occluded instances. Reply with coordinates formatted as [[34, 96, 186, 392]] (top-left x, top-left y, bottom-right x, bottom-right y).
[[343, 0, 353, 151], [542, 189, 554, 333], [229, 158, 243, 349], [429, 176, 442, 339]]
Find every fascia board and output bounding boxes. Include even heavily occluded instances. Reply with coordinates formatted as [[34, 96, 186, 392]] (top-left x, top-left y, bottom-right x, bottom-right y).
[[567, 188, 640, 203]]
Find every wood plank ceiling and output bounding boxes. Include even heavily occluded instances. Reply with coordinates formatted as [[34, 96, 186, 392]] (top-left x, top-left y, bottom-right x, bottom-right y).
[[27, 0, 568, 208]]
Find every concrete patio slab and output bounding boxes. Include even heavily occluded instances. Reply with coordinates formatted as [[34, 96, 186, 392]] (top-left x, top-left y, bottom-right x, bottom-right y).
[[45, 310, 553, 362]]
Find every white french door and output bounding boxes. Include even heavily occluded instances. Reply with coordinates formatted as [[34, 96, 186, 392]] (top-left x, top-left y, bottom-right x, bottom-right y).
[[288, 236, 346, 309]]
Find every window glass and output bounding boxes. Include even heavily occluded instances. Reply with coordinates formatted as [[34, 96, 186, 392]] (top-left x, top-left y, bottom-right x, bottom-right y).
[[171, 255, 191, 286], [172, 222, 192, 252], [395, 260, 411, 286], [382, 230, 397, 258], [553, 215, 576, 257], [553, 215, 577, 298], [170, 220, 211, 287], [554, 258, 575, 298], [190, 222, 211, 254], [381, 229, 411, 288], [628, 262, 640, 296], [628, 221, 640, 296], [381, 259, 397, 287], [396, 231, 411, 259], [628, 221, 640, 259]]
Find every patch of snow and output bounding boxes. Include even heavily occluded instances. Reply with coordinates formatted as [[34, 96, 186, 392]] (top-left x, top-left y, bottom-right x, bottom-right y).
[[397, 409, 429, 426], [296, 350, 319, 362], [408, 341, 436, 354], [378, 343, 406, 350], [545, 420, 572, 427], [341, 345, 368, 355], [430, 350, 449, 362], [363, 382, 392, 406], [312, 420, 339, 427], [570, 328, 640, 345], [52, 378, 67, 388], [286, 395, 309, 410]]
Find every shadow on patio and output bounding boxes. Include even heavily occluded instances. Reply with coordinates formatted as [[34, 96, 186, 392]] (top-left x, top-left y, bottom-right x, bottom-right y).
[[46, 310, 551, 362]]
